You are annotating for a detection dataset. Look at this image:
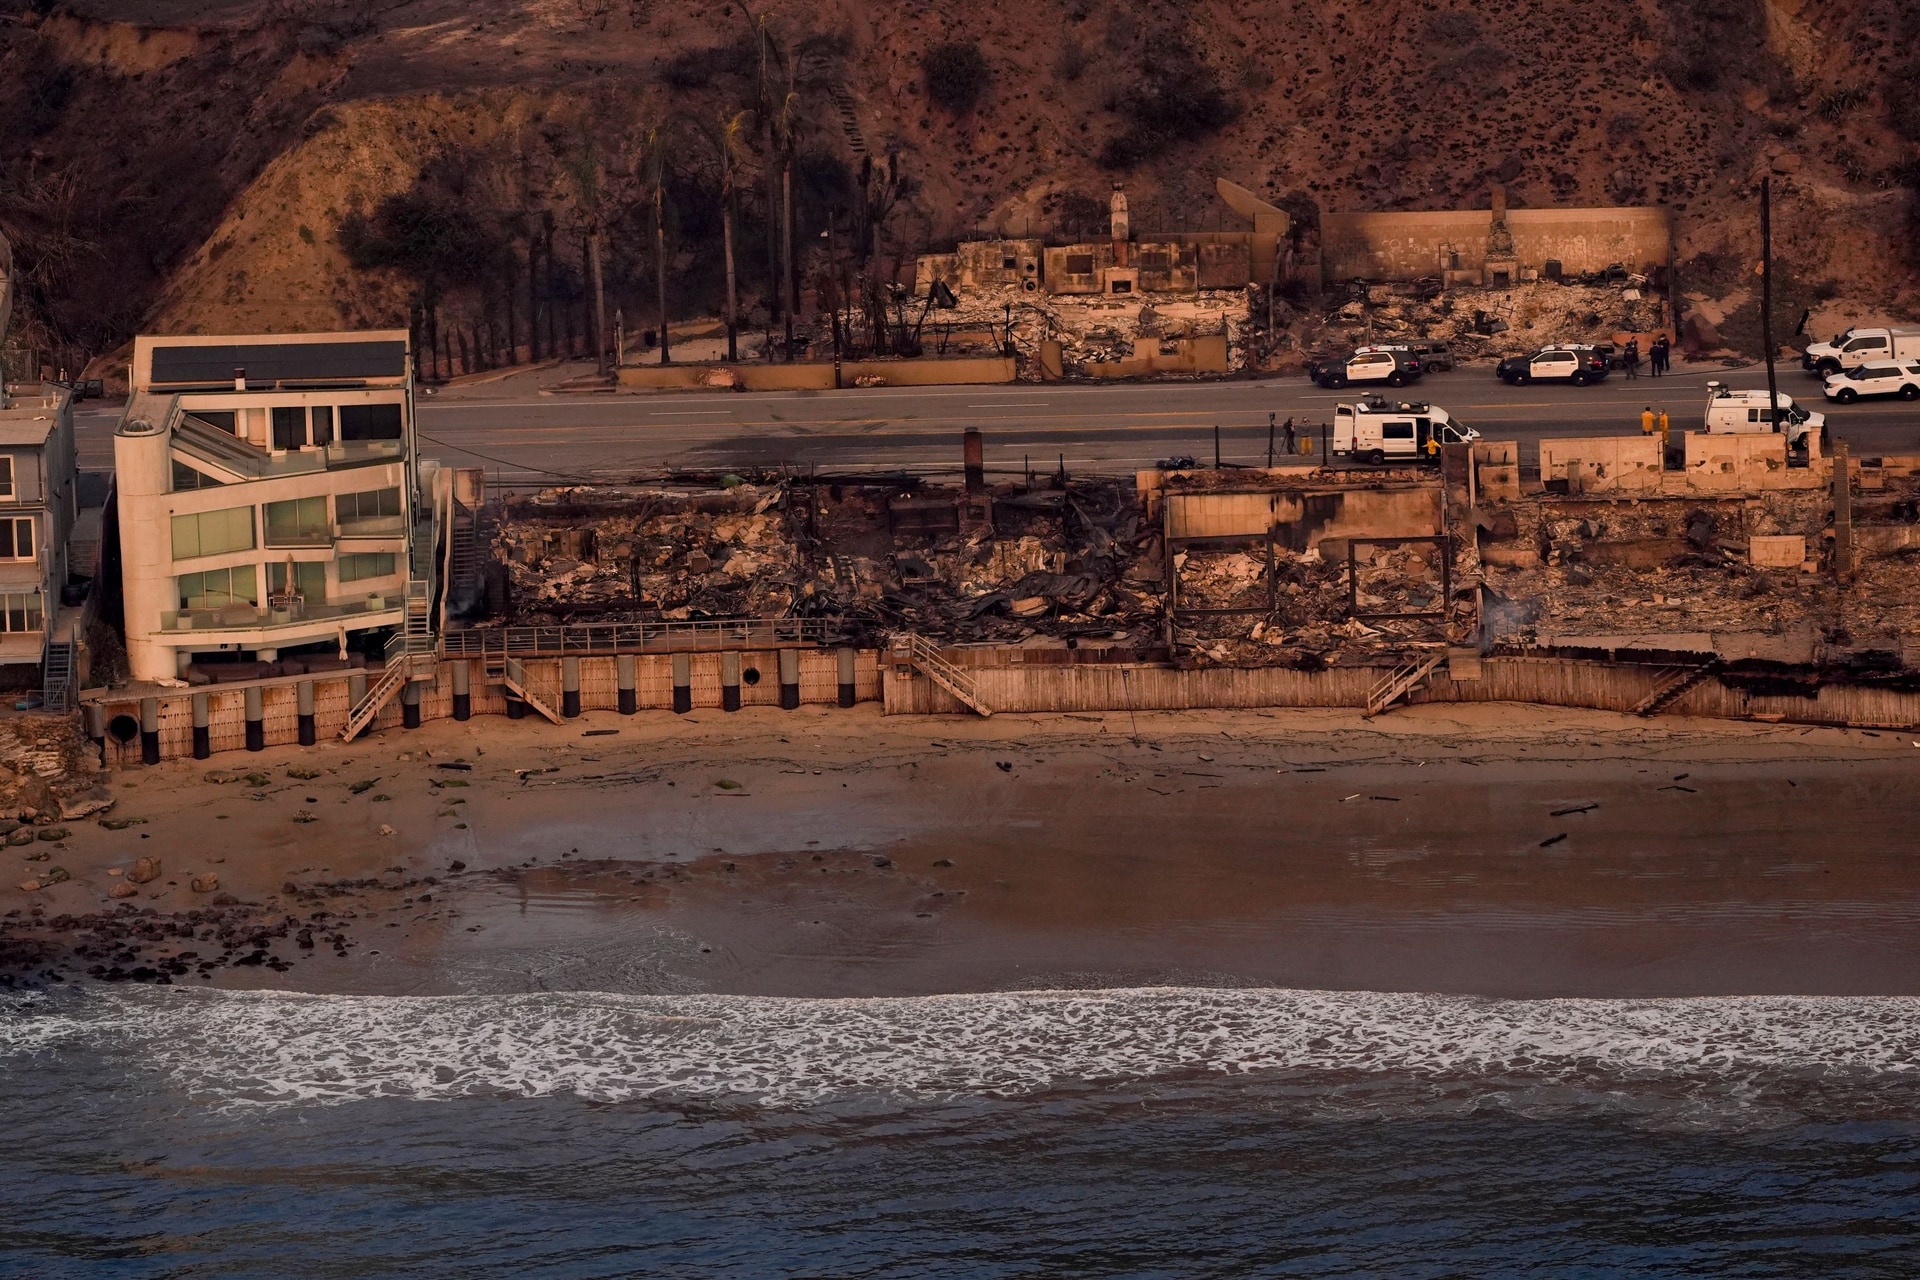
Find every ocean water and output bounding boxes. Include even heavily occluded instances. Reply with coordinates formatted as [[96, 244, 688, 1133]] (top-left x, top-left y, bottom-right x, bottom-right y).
[[5, 985, 1920, 1277]]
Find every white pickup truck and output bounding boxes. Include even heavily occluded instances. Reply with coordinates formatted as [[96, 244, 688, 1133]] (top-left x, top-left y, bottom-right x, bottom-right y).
[[1801, 326, 1920, 376], [1333, 397, 1479, 465], [1703, 382, 1821, 450]]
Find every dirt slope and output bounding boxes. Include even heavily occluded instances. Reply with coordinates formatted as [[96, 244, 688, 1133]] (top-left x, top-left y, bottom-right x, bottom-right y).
[[1, 0, 1917, 373]]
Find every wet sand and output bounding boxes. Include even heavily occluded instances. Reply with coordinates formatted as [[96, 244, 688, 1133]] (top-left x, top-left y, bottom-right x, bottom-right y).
[[7, 703, 1920, 998]]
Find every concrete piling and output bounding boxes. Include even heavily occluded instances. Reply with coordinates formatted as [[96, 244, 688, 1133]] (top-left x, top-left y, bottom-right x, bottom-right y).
[[451, 661, 471, 721], [190, 694, 210, 759], [297, 680, 316, 745], [617, 654, 637, 715], [778, 649, 800, 709], [837, 647, 858, 708], [401, 679, 422, 729], [721, 651, 741, 712], [562, 656, 582, 718], [349, 670, 368, 708], [672, 653, 692, 714], [140, 697, 160, 765], [244, 686, 265, 752]]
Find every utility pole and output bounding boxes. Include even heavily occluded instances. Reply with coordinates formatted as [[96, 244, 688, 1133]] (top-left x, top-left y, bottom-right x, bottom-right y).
[[590, 230, 608, 377], [1761, 176, 1779, 442]]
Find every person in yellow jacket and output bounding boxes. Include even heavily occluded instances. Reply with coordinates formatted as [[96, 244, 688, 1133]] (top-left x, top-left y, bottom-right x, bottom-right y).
[[1641, 406, 1656, 435], [1657, 408, 1670, 448]]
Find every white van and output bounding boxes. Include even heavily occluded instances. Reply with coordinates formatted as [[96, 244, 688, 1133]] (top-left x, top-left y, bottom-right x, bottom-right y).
[[1801, 326, 1920, 375], [1702, 382, 1821, 449], [1333, 397, 1479, 465]]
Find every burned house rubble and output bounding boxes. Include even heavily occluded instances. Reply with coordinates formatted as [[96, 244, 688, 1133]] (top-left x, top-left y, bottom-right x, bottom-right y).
[[467, 429, 1920, 693]]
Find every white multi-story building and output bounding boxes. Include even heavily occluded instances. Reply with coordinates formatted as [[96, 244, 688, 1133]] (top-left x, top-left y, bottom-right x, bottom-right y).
[[113, 331, 435, 682]]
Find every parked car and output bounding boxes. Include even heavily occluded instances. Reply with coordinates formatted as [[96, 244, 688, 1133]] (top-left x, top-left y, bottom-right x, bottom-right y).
[[1495, 344, 1611, 386], [1401, 340, 1456, 372], [1308, 346, 1422, 389], [1821, 359, 1920, 402]]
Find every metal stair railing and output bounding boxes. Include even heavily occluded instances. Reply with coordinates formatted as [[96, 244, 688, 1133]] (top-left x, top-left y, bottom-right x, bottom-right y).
[[41, 638, 75, 714], [1365, 652, 1447, 718], [503, 656, 565, 724], [893, 632, 992, 716]]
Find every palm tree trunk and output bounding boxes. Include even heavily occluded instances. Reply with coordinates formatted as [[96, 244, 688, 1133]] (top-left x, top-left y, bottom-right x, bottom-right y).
[[781, 160, 795, 361], [589, 231, 608, 376], [722, 186, 739, 363], [655, 188, 671, 364]]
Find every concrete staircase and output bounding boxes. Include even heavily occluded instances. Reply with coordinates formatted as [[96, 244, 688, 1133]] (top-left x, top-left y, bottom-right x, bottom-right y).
[[895, 632, 991, 716], [1631, 663, 1717, 717], [1365, 652, 1447, 718], [799, 51, 867, 157]]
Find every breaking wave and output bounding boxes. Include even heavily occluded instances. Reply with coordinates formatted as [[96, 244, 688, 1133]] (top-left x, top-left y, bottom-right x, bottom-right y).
[[3, 986, 1917, 1109]]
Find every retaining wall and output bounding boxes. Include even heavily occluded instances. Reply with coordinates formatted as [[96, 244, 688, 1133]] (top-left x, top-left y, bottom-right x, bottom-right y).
[[90, 650, 882, 765]]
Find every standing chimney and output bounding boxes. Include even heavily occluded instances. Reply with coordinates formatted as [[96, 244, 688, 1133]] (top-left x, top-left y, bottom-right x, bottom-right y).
[[1109, 186, 1131, 269], [1490, 184, 1507, 222], [963, 428, 985, 493]]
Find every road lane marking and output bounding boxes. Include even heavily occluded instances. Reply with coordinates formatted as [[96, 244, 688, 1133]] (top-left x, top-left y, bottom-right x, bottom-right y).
[[648, 410, 735, 416]]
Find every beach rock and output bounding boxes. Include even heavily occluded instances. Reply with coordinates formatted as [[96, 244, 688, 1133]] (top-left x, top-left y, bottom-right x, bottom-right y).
[[17, 878, 39, 892], [37, 827, 68, 842], [6, 827, 35, 847], [44, 866, 69, 883], [190, 873, 219, 894], [60, 789, 114, 820], [17, 774, 54, 819], [109, 881, 139, 899], [378, 824, 396, 837], [128, 856, 162, 884]]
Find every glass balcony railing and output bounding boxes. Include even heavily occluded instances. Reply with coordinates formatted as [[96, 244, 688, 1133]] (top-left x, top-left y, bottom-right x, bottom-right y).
[[159, 593, 403, 633]]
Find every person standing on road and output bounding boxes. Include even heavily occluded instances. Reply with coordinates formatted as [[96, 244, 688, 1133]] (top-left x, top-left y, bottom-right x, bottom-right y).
[[1657, 407, 1671, 446], [1641, 406, 1656, 435], [1623, 338, 1641, 379], [1651, 334, 1671, 376], [1283, 417, 1297, 457]]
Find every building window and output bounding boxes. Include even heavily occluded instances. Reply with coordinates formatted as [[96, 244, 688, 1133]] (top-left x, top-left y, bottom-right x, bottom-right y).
[[311, 406, 334, 447], [177, 565, 258, 610], [172, 460, 226, 491], [337, 486, 402, 528], [271, 406, 307, 451], [267, 559, 328, 603], [0, 592, 43, 633], [0, 517, 34, 561], [0, 457, 14, 500], [171, 507, 255, 560], [187, 410, 237, 434], [338, 404, 404, 441], [338, 552, 397, 583], [263, 496, 330, 546]]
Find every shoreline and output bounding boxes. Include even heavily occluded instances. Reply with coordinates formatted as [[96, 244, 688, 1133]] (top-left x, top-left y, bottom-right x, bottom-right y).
[[7, 702, 1920, 1000]]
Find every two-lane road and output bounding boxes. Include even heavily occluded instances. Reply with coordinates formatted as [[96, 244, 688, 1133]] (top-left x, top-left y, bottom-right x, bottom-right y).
[[72, 366, 1920, 483]]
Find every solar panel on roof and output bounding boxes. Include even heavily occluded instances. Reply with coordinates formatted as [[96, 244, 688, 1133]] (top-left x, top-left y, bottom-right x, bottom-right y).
[[149, 340, 408, 385]]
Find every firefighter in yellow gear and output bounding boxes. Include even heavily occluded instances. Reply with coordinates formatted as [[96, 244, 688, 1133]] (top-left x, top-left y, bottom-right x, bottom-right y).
[[1657, 409, 1670, 449], [1641, 406, 1656, 435]]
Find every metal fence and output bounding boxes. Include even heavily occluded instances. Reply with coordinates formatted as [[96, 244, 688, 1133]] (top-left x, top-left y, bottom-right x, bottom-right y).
[[440, 617, 847, 657]]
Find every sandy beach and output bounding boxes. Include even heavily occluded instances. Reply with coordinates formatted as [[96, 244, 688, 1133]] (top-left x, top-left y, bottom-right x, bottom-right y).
[[6, 703, 1920, 999]]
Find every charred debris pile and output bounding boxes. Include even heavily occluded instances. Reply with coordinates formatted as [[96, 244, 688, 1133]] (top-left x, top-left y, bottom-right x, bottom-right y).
[[477, 473, 1459, 667]]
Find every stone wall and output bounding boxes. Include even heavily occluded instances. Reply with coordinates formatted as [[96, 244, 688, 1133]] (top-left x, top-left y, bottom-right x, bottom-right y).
[[1320, 206, 1671, 282]]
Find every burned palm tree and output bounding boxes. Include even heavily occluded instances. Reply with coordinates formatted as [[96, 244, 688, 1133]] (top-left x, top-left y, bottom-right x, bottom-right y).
[[637, 124, 673, 365], [699, 110, 756, 363]]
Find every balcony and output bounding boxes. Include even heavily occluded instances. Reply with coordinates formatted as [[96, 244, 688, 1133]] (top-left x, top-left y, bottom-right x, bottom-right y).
[[160, 592, 402, 634], [171, 411, 404, 480]]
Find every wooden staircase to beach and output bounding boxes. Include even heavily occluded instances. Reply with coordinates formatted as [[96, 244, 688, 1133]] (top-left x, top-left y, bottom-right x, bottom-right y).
[[1365, 652, 1447, 718], [895, 632, 992, 716], [1630, 663, 1717, 717], [491, 655, 565, 724]]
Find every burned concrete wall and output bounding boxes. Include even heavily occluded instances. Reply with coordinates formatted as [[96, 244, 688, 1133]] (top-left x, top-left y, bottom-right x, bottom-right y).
[[1321, 207, 1670, 282], [955, 239, 1045, 292], [1538, 436, 1664, 494], [1043, 243, 1113, 295], [1158, 483, 1443, 552]]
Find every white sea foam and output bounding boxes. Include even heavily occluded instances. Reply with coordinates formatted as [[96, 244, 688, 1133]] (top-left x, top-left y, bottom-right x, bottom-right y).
[[2, 987, 1917, 1107]]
